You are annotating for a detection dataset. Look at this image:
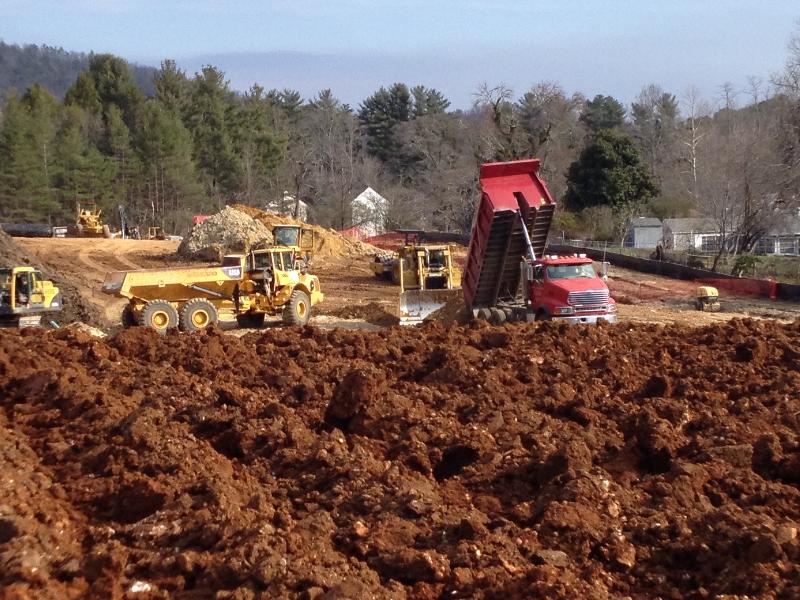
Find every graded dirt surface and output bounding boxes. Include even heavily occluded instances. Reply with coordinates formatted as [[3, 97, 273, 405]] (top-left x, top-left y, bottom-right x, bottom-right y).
[[9, 237, 800, 331], [2, 319, 800, 599], [13, 237, 180, 326]]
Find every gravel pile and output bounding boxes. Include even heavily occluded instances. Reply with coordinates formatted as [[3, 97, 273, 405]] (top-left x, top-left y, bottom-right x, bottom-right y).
[[177, 206, 273, 261]]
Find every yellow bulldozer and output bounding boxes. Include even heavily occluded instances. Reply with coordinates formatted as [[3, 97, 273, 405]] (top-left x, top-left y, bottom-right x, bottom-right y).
[[370, 230, 462, 325], [103, 225, 322, 332], [0, 266, 63, 327]]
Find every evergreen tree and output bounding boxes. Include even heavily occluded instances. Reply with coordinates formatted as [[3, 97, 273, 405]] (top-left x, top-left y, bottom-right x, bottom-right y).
[[580, 95, 626, 132], [52, 105, 116, 214], [153, 59, 189, 117], [359, 83, 413, 163], [565, 129, 659, 213], [185, 66, 240, 197]]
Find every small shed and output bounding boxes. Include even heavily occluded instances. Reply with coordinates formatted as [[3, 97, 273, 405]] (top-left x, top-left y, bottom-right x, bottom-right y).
[[624, 217, 662, 249]]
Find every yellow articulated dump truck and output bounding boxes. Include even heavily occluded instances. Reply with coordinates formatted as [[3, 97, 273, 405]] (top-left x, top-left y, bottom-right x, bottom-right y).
[[102, 226, 323, 333], [1, 266, 63, 327]]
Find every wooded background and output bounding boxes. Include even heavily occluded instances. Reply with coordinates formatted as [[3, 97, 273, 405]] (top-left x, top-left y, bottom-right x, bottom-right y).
[[1, 34, 799, 256]]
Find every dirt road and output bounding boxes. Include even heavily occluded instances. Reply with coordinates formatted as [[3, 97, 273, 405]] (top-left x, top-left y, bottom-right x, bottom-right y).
[[12, 237, 800, 330]]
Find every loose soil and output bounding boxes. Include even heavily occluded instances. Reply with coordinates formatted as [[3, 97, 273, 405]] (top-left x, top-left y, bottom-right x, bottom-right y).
[[1, 319, 800, 599]]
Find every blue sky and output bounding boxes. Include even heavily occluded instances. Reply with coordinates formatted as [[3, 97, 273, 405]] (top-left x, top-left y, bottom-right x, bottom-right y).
[[2, 1, 798, 108]]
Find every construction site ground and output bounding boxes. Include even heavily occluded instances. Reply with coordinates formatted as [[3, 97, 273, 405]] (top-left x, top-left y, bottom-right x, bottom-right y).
[[12, 237, 800, 331]]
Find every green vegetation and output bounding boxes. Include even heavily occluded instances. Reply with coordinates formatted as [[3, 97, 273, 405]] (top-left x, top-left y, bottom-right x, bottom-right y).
[[1, 28, 799, 256]]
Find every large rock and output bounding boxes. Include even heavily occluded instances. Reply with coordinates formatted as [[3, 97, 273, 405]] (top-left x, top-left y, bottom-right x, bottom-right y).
[[177, 206, 273, 261]]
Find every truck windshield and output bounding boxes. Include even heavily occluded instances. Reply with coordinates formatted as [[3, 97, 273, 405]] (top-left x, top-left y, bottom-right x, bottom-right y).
[[274, 227, 299, 247], [427, 250, 446, 268], [546, 264, 596, 280]]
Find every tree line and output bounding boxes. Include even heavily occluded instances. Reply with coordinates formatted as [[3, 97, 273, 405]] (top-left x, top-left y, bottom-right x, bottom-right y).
[[1, 32, 799, 256]]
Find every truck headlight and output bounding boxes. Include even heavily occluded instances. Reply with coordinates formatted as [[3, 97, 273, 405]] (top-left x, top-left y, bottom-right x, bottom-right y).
[[556, 306, 574, 315]]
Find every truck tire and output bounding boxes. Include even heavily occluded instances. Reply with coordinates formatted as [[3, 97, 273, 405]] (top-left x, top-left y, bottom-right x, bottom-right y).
[[283, 289, 311, 326], [180, 298, 218, 332], [139, 300, 178, 333], [476, 308, 492, 321], [236, 311, 265, 329], [489, 307, 506, 325], [121, 304, 137, 328], [502, 307, 515, 322]]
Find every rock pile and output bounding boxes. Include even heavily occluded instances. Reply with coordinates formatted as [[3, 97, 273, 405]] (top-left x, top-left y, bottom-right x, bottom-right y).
[[177, 206, 273, 261]]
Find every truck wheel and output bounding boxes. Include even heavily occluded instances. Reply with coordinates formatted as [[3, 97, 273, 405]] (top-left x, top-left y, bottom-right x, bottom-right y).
[[489, 307, 506, 325], [502, 307, 515, 322], [476, 308, 492, 321], [236, 312, 265, 329], [535, 309, 551, 321], [180, 298, 218, 332], [139, 300, 178, 333], [121, 304, 137, 328], [283, 289, 311, 326]]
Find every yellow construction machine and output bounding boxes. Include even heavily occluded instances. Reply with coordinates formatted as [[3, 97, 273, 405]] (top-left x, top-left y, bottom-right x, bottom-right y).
[[103, 225, 322, 332], [371, 231, 462, 325], [71, 201, 111, 238], [695, 286, 721, 312], [0, 266, 63, 327]]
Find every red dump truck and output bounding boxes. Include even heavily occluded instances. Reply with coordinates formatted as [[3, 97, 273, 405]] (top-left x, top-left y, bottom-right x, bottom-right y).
[[463, 159, 617, 325]]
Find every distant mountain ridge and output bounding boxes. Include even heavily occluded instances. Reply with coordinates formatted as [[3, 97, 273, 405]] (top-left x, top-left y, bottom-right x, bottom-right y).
[[0, 41, 157, 97]]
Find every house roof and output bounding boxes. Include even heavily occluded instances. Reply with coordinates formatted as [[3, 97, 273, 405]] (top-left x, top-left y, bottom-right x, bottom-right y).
[[663, 218, 718, 233], [351, 186, 388, 208], [629, 217, 662, 228]]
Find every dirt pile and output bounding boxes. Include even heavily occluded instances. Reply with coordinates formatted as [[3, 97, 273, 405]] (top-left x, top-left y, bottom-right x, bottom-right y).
[[322, 301, 400, 326], [0, 230, 102, 327], [2, 319, 800, 598], [233, 204, 381, 259], [177, 206, 274, 261]]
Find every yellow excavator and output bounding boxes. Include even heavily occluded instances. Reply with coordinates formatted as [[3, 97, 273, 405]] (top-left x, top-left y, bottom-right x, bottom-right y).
[[103, 225, 322, 332], [370, 230, 462, 325], [0, 266, 63, 327]]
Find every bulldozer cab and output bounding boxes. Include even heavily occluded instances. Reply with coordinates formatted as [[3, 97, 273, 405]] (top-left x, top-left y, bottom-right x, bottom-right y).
[[273, 225, 314, 255]]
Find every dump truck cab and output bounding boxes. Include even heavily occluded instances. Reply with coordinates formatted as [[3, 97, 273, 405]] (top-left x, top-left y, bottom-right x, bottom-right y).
[[0, 266, 62, 327], [525, 255, 617, 323]]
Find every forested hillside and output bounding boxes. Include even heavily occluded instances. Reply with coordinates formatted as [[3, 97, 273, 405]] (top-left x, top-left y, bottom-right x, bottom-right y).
[[0, 41, 155, 98], [1, 34, 799, 253]]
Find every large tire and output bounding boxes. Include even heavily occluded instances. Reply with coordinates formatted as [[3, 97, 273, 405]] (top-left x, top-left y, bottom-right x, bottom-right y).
[[489, 307, 506, 325], [391, 266, 401, 285], [121, 304, 137, 328], [139, 300, 178, 334], [179, 298, 218, 332], [283, 289, 311, 326], [236, 311, 265, 329], [476, 308, 492, 321]]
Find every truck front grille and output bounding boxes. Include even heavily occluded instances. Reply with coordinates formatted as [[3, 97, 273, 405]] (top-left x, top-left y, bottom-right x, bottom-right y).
[[568, 290, 609, 307]]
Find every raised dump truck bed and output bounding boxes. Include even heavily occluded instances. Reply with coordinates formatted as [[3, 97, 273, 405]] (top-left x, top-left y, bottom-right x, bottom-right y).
[[462, 159, 555, 310]]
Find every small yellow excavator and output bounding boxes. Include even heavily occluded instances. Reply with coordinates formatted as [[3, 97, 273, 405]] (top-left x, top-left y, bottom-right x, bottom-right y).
[[695, 286, 721, 312], [371, 230, 462, 325], [0, 266, 63, 327]]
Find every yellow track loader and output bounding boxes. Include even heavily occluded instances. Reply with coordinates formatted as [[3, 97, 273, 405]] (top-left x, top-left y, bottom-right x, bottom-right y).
[[0, 266, 62, 327], [103, 225, 322, 332]]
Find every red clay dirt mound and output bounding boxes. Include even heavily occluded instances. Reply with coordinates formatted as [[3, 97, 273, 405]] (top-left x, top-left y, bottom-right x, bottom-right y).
[[1, 319, 800, 598], [0, 230, 102, 327]]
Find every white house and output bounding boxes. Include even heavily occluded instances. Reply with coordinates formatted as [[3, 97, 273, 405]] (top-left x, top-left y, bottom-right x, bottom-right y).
[[350, 187, 389, 238]]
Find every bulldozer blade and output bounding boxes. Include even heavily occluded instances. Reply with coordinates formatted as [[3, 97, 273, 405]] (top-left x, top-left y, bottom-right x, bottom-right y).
[[399, 289, 461, 326]]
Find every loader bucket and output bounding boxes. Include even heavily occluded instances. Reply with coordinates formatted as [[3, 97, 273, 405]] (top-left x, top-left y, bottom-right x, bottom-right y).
[[399, 289, 461, 326]]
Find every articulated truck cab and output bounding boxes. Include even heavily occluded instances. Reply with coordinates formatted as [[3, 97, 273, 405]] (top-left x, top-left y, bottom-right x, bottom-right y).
[[463, 158, 617, 325]]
